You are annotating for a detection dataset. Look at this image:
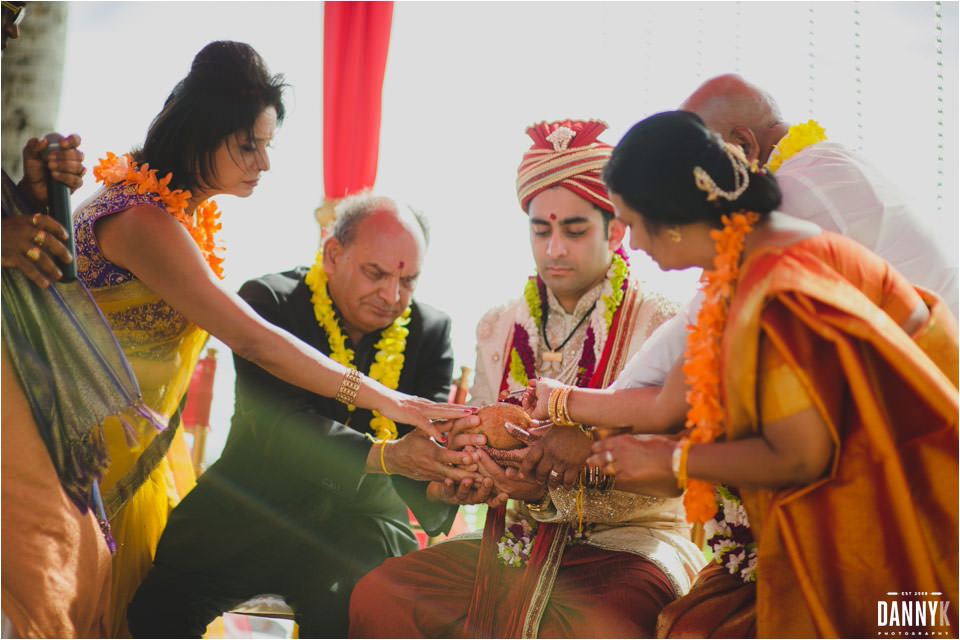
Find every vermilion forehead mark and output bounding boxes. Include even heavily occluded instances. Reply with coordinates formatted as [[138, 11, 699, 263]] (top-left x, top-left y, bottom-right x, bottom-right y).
[[549, 213, 557, 220], [398, 261, 405, 269]]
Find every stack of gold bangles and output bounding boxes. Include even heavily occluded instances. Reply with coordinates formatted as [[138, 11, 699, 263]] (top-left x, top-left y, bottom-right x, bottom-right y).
[[335, 367, 362, 405], [548, 384, 578, 427]]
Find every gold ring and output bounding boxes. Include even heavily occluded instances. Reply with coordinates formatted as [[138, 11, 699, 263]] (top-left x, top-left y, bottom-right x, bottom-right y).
[[31, 213, 41, 227], [26, 247, 41, 262], [32, 229, 46, 246]]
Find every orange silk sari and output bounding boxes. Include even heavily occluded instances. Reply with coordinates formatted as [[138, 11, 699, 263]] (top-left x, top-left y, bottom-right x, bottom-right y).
[[723, 232, 958, 637]]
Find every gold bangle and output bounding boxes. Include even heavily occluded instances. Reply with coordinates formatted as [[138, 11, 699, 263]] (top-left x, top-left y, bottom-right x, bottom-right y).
[[335, 367, 362, 405], [524, 491, 552, 512], [378, 439, 390, 475], [675, 439, 692, 491], [548, 385, 563, 424], [556, 386, 577, 427]]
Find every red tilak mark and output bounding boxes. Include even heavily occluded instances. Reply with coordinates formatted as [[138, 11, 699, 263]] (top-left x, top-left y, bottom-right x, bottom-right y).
[[549, 213, 557, 220], [398, 261, 405, 269]]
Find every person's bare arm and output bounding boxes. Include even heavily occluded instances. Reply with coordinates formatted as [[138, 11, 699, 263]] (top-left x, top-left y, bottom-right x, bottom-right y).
[[95, 204, 467, 435], [587, 406, 835, 495], [525, 357, 688, 433]]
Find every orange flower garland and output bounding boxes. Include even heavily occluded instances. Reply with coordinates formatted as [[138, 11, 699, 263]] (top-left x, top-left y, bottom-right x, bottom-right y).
[[93, 152, 224, 279], [680, 210, 760, 523]]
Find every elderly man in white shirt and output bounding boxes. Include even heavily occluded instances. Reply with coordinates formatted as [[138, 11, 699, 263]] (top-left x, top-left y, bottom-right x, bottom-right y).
[[613, 73, 957, 390]]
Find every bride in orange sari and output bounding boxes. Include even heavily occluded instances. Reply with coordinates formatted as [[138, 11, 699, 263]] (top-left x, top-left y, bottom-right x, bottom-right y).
[[531, 110, 957, 637]]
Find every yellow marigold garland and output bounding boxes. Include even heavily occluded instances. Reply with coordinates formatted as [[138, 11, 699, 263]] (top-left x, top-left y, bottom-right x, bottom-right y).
[[765, 120, 827, 173], [680, 211, 760, 523], [303, 251, 410, 441], [93, 152, 224, 279]]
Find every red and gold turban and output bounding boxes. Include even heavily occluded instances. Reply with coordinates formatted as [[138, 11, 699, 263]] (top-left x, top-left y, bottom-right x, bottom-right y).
[[516, 119, 613, 213]]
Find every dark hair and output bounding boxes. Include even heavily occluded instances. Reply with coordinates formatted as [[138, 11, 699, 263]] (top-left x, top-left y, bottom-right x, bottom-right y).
[[603, 110, 781, 231], [598, 207, 614, 236], [132, 41, 287, 192]]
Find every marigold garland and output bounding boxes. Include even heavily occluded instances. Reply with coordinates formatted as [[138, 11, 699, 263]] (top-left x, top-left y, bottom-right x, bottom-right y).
[[303, 251, 410, 441], [680, 211, 760, 524], [765, 120, 827, 173], [93, 152, 224, 279], [692, 122, 829, 579]]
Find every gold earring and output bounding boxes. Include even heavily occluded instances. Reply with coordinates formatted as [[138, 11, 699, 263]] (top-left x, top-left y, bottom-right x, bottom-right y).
[[667, 227, 682, 243]]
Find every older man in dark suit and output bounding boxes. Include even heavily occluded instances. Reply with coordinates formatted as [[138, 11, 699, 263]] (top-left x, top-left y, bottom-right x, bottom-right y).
[[128, 193, 488, 638]]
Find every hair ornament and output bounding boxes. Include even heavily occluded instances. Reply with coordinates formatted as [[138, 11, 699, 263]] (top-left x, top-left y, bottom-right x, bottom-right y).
[[693, 141, 750, 202]]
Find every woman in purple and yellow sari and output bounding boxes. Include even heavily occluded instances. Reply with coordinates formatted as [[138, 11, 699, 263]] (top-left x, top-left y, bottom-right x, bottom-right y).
[[532, 111, 957, 637], [73, 41, 468, 637]]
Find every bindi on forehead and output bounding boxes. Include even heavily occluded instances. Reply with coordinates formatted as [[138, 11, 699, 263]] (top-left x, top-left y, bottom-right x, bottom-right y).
[[398, 260, 405, 269], [549, 213, 557, 220]]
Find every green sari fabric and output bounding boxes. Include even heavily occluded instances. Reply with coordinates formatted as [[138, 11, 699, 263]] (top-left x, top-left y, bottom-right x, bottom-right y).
[[1, 173, 160, 547]]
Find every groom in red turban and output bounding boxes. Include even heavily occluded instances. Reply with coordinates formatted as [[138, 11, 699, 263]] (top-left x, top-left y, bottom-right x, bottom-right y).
[[347, 120, 704, 638]]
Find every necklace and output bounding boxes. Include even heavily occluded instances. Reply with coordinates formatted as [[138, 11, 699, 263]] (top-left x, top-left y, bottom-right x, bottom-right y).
[[504, 248, 629, 396], [93, 152, 224, 278], [680, 210, 760, 524], [765, 120, 827, 173], [303, 251, 410, 441], [540, 301, 597, 363]]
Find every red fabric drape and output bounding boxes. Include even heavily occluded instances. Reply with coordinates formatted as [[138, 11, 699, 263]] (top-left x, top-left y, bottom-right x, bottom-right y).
[[181, 348, 217, 431], [323, 1, 394, 199]]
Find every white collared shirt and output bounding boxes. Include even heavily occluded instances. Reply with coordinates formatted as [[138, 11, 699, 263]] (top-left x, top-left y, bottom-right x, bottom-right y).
[[776, 141, 958, 316], [614, 140, 958, 391]]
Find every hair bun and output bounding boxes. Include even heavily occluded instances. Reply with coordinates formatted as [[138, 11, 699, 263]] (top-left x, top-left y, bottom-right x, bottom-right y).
[[185, 41, 269, 96]]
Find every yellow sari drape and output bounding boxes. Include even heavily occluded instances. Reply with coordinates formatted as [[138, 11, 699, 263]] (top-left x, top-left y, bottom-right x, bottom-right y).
[[92, 279, 205, 637], [723, 232, 958, 637]]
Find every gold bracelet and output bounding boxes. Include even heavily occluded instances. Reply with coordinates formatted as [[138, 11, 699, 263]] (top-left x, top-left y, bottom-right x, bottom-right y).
[[549, 385, 577, 427], [524, 491, 552, 512], [548, 385, 563, 424], [558, 386, 573, 425], [675, 439, 692, 490], [379, 439, 390, 475], [335, 368, 363, 405]]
